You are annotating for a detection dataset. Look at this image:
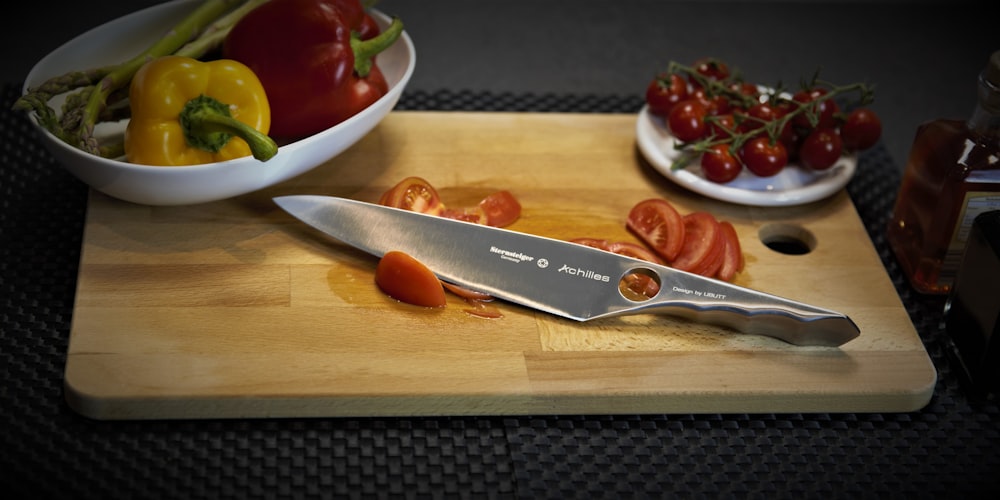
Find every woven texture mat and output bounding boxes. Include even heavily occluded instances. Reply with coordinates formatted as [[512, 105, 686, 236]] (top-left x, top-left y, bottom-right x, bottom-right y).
[[3, 83, 999, 498]]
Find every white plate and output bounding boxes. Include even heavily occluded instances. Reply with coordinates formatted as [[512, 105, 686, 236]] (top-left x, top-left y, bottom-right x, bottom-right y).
[[635, 104, 856, 207], [22, 0, 415, 206]]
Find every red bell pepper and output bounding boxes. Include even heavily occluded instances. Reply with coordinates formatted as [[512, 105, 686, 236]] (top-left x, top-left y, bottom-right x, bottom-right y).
[[223, 0, 403, 139]]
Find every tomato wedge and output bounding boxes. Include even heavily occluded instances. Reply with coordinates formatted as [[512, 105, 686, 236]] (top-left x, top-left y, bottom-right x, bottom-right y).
[[375, 251, 446, 308], [715, 221, 744, 282], [671, 212, 724, 276], [626, 198, 685, 262], [378, 177, 445, 215], [379, 178, 521, 228], [478, 190, 521, 227]]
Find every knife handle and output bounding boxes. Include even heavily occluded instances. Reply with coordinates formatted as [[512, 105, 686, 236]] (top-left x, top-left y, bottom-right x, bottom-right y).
[[609, 267, 860, 347]]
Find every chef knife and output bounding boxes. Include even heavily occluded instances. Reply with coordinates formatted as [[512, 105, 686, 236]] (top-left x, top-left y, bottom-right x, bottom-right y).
[[274, 195, 860, 347]]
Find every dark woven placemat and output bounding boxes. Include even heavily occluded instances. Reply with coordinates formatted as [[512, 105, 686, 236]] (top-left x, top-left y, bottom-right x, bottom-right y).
[[3, 83, 999, 499]]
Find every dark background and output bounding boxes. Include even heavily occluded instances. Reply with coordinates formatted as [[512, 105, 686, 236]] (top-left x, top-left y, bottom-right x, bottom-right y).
[[3, 0, 996, 168], [3, 1, 999, 498]]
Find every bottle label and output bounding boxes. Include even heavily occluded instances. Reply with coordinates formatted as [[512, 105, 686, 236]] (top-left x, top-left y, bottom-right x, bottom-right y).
[[941, 191, 1000, 285]]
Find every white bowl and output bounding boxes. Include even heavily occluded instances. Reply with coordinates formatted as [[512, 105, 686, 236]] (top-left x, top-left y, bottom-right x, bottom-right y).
[[22, 0, 415, 206]]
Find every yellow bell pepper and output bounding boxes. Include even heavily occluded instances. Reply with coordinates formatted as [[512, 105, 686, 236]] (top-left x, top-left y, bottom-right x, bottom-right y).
[[124, 55, 277, 166]]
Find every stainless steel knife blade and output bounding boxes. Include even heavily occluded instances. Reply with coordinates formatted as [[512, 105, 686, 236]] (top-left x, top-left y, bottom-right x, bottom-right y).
[[273, 195, 860, 347]]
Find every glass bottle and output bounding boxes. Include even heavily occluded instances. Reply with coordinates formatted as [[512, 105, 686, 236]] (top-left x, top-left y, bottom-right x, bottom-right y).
[[887, 50, 1000, 295]]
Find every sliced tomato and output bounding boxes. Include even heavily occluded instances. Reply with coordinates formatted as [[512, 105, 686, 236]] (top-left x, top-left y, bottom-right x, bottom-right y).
[[625, 198, 685, 262], [375, 251, 446, 308], [570, 238, 662, 298], [441, 281, 494, 301], [378, 177, 445, 215], [440, 207, 488, 224], [715, 221, 744, 282], [478, 190, 521, 227], [671, 212, 724, 276], [569, 238, 613, 251], [606, 241, 665, 265]]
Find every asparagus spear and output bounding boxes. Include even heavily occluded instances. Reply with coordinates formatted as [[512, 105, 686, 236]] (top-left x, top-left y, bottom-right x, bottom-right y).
[[14, 0, 264, 157]]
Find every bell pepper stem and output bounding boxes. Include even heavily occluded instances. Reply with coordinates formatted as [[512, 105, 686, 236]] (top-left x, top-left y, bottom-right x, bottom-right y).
[[351, 17, 404, 77], [181, 95, 278, 162]]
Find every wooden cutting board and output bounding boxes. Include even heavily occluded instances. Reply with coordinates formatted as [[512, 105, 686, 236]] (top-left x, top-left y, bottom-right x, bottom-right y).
[[64, 111, 937, 420]]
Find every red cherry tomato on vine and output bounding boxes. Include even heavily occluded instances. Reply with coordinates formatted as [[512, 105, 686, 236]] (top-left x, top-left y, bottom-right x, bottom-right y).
[[840, 108, 882, 151], [799, 128, 843, 170], [691, 87, 731, 115], [689, 58, 730, 87], [792, 88, 839, 129], [706, 113, 736, 140], [667, 99, 709, 142], [700, 143, 742, 184], [645, 73, 689, 117], [625, 198, 686, 262], [737, 102, 781, 134], [739, 136, 788, 177]]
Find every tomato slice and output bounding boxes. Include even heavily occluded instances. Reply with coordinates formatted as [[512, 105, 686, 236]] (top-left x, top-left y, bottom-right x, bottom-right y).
[[440, 207, 487, 224], [375, 251, 446, 308], [478, 190, 521, 227], [570, 238, 662, 298], [378, 177, 445, 215], [715, 221, 744, 282], [441, 281, 494, 301], [606, 241, 665, 265], [671, 212, 724, 276], [625, 199, 685, 262], [569, 238, 612, 252]]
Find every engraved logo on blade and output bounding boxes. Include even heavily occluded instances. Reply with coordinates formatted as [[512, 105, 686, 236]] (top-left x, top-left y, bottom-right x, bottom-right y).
[[490, 246, 535, 263]]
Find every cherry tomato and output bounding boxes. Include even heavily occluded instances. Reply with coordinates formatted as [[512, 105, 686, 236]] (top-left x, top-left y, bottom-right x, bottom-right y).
[[689, 57, 730, 87], [378, 176, 445, 215], [671, 212, 725, 276], [715, 221, 744, 282], [739, 136, 788, 177], [375, 251, 446, 308], [625, 198, 686, 262], [706, 113, 736, 140], [477, 190, 521, 227], [645, 73, 689, 117], [840, 108, 882, 151], [667, 99, 709, 142], [691, 87, 731, 115], [736, 102, 780, 134], [700, 143, 742, 184], [792, 88, 839, 129], [799, 128, 843, 170], [729, 81, 760, 99]]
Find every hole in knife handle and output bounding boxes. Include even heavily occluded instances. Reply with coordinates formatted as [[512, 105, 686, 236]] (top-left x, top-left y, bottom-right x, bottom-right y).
[[759, 223, 817, 255], [619, 268, 661, 302]]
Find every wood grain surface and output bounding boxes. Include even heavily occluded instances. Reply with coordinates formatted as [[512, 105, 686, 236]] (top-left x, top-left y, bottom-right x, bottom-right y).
[[64, 111, 937, 419]]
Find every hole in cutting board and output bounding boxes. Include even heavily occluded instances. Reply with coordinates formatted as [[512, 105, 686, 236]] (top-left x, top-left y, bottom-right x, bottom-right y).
[[759, 223, 816, 255]]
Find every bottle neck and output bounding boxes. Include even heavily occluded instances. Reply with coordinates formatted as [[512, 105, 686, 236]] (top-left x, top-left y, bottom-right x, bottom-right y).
[[969, 72, 1000, 139]]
